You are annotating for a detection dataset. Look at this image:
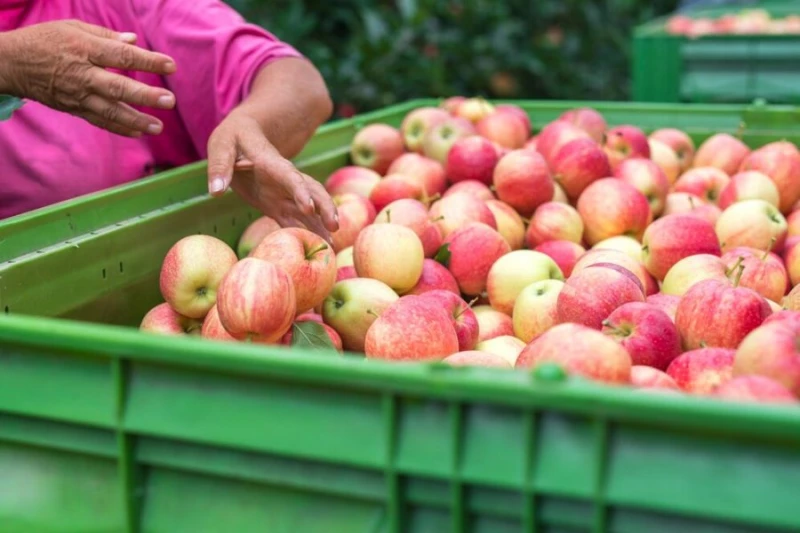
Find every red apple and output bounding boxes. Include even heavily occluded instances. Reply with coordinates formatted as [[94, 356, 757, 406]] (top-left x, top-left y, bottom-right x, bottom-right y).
[[443, 180, 493, 202], [429, 192, 496, 239], [454, 97, 495, 123], [324, 166, 381, 199], [445, 222, 511, 296], [733, 320, 800, 395], [524, 135, 539, 153], [663, 192, 708, 217], [368, 174, 424, 212], [557, 263, 646, 329], [440, 96, 466, 113], [200, 304, 237, 342], [641, 214, 721, 281], [335, 266, 357, 283], [674, 167, 730, 204], [722, 246, 789, 302], [350, 123, 405, 174], [716, 199, 788, 253], [159, 234, 238, 319], [486, 199, 525, 250], [649, 128, 695, 172], [493, 149, 555, 217], [536, 120, 592, 165], [486, 250, 565, 316], [603, 125, 650, 170], [512, 279, 564, 343], [475, 335, 526, 366], [784, 239, 800, 287], [661, 254, 736, 296], [549, 137, 611, 202], [354, 223, 424, 294], [718, 170, 781, 210], [614, 158, 670, 217], [400, 107, 451, 153], [417, 290, 480, 351], [474, 305, 515, 342], [422, 117, 477, 164], [534, 241, 586, 278], [405, 258, 460, 296], [692, 133, 750, 177], [666, 348, 735, 395], [375, 199, 442, 258], [330, 193, 377, 252], [764, 310, 800, 327], [495, 104, 532, 135], [322, 278, 399, 352], [476, 111, 528, 149], [648, 139, 681, 185], [236, 216, 281, 258], [445, 135, 500, 185], [739, 141, 800, 214], [281, 320, 344, 352], [646, 293, 681, 322], [601, 302, 681, 370], [386, 153, 447, 198], [140, 302, 202, 336], [559, 107, 606, 143], [788, 210, 800, 237], [714, 375, 796, 404], [443, 350, 513, 369], [630, 365, 680, 391], [526, 202, 584, 246], [577, 178, 652, 246], [572, 249, 656, 297]]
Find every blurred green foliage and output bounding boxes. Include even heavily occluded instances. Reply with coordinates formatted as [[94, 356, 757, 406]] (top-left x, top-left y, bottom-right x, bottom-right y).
[[227, 0, 679, 118]]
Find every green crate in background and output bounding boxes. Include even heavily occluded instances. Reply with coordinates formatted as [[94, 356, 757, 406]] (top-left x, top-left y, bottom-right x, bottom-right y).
[[633, 4, 800, 104], [2, 100, 800, 533]]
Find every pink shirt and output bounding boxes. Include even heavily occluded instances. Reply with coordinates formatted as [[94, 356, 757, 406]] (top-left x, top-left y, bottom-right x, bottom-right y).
[[0, 0, 303, 219]]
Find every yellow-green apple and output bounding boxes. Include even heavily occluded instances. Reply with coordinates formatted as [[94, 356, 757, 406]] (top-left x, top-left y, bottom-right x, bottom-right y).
[[493, 149, 555, 217], [354, 223, 424, 294], [281, 320, 343, 352], [474, 305, 514, 342], [443, 179, 495, 201], [445, 135, 500, 185], [593, 236, 644, 262], [675, 278, 771, 350], [534, 241, 586, 278], [322, 278, 399, 352], [648, 138, 681, 185], [324, 166, 381, 199], [445, 222, 511, 296], [454, 97, 495, 123], [549, 137, 611, 202], [666, 348, 735, 395], [641, 214, 721, 281], [661, 254, 738, 296], [486, 199, 525, 250], [429, 192, 496, 239], [558, 263, 646, 329], [440, 96, 466, 113], [526, 201, 584, 246], [718, 170, 780, 209], [716, 199, 788, 253], [443, 350, 513, 369], [552, 183, 570, 204], [559, 107, 606, 143], [405, 259, 460, 296], [614, 158, 670, 217], [516, 323, 632, 384], [512, 279, 564, 343], [369, 174, 424, 212], [365, 296, 459, 361], [646, 293, 681, 322], [251, 228, 337, 314], [739, 141, 800, 213], [201, 304, 237, 342], [692, 133, 750, 176], [722, 246, 788, 302], [417, 290, 479, 351], [788, 210, 800, 236], [649, 128, 695, 172], [216, 258, 296, 343], [336, 247, 354, 268], [673, 167, 730, 204], [572, 248, 657, 297], [714, 375, 796, 404], [486, 250, 564, 315], [733, 320, 800, 395], [159, 234, 238, 319], [601, 302, 681, 369], [140, 302, 202, 335], [350, 123, 405, 174], [536, 120, 592, 165], [375, 199, 442, 258], [630, 365, 680, 391], [330, 193, 377, 252], [422, 117, 477, 164], [577, 178, 652, 245], [603, 125, 650, 170], [495, 104, 532, 135], [476, 111, 528, 149], [236, 216, 281, 258], [475, 335, 526, 366], [400, 107, 451, 153], [784, 239, 800, 287], [387, 153, 447, 197]]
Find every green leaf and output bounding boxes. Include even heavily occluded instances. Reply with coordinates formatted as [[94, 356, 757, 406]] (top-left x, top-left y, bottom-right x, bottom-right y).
[[291, 321, 337, 352], [0, 95, 23, 121], [434, 243, 451, 268]]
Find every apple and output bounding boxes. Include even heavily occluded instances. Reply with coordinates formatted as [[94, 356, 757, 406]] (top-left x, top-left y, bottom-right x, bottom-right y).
[[429, 192, 496, 239], [534, 241, 586, 278], [524, 135, 539, 153], [473, 305, 514, 342], [443, 351, 513, 369], [601, 302, 681, 370], [405, 258, 460, 296], [440, 96, 466, 113], [714, 375, 796, 404], [368, 174, 424, 212], [549, 138, 611, 202], [649, 128, 695, 172], [365, 296, 459, 361], [784, 284, 800, 311], [648, 138, 681, 185], [552, 183, 570, 204], [443, 179, 495, 201], [733, 320, 800, 395], [675, 278, 771, 350], [281, 320, 344, 352], [354, 223, 424, 294], [763, 310, 800, 328], [200, 304, 237, 342], [159, 234, 238, 319], [330, 193, 377, 252], [788, 210, 800, 237], [784, 239, 800, 287], [350, 123, 405, 174], [236, 216, 281, 258], [663, 192, 707, 217], [322, 278, 399, 352], [495, 104, 532, 136], [516, 323, 632, 384], [572, 249, 656, 297], [216, 258, 296, 343], [661, 254, 737, 296], [140, 302, 202, 335], [525, 202, 584, 246], [592, 236, 644, 262], [417, 290, 479, 351], [422, 117, 477, 164], [738, 140, 800, 213], [251, 228, 337, 313], [666, 348, 735, 395], [557, 263, 646, 329], [630, 366, 680, 391], [536, 120, 592, 165], [692, 133, 750, 176], [492, 149, 555, 217], [722, 246, 788, 302], [400, 107, 451, 153], [375, 199, 443, 257], [386, 153, 447, 198], [512, 279, 565, 343], [559, 107, 606, 143], [614, 158, 670, 217], [336, 265, 357, 282], [486, 250, 564, 316], [324, 166, 381, 199], [445, 222, 511, 296], [646, 293, 681, 322], [577, 178, 652, 246], [486, 199, 525, 250], [445, 135, 500, 185], [475, 335, 526, 366], [718, 170, 781, 209], [336, 247, 354, 268], [476, 111, 529, 149], [454, 97, 495, 123], [716, 199, 788, 253], [641, 214, 721, 281], [603, 125, 650, 170], [673, 167, 730, 204]]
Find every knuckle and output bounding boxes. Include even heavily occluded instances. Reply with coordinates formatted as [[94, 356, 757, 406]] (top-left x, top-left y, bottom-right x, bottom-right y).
[[117, 45, 137, 69], [101, 104, 120, 124], [106, 77, 127, 101]]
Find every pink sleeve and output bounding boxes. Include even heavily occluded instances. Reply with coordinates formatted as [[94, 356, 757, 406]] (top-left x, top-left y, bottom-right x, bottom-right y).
[[132, 0, 304, 158]]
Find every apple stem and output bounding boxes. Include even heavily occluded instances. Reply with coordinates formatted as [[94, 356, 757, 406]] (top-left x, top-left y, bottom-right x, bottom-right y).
[[385, 209, 392, 224], [725, 256, 744, 277], [733, 264, 745, 288], [366, 309, 380, 319], [763, 237, 777, 260], [305, 243, 329, 259], [699, 340, 708, 349], [431, 215, 445, 223], [454, 297, 480, 319], [688, 195, 696, 210], [427, 193, 442, 205]]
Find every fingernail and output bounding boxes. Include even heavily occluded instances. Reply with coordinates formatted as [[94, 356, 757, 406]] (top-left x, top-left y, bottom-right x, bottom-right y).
[[210, 177, 226, 194], [163, 61, 177, 74], [119, 32, 137, 43], [157, 95, 175, 108], [147, 123, 162, 135]]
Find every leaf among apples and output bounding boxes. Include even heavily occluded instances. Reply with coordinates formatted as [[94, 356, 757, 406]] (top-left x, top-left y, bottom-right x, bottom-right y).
[[0, 95, 23, 121], [291, 321, 337, 352], [434, 243, 451, 267]]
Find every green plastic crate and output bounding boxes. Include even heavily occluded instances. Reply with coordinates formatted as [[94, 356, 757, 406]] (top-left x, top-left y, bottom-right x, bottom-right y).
[[2, 99, 800, 533], [633, 4, 800, 104]]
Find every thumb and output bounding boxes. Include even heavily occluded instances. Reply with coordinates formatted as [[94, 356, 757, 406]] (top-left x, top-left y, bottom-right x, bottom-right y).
[[206, 131, 237, 197]]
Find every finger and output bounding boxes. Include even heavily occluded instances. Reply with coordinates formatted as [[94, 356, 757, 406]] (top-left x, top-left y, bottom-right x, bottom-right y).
[[234, 158, 255, 172], [66, 19, 135, 42], [77, 110, 143, 138], [82, 94, 162, 134], [89, 68, 175, 110], [307, 177, 339, 232], [206, 129, 237, 197], [87, 37, 176, 75]]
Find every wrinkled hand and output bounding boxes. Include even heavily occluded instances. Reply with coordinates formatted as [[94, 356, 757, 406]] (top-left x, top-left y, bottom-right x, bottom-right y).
[[207, 110, 339, 243], [0, 19, 177, 137]]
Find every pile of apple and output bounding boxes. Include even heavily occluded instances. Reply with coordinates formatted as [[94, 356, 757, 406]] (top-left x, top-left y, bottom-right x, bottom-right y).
[[141, 95, 800, 407], [666, 9, 800, 37]]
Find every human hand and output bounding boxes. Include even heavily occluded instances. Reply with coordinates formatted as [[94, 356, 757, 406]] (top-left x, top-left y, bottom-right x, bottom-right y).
[[206, 110, 339, 243], [0, 19, 177, 137]]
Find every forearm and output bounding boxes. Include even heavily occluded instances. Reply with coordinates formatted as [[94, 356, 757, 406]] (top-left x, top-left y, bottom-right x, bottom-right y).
[[234, 57, 333, 159]]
